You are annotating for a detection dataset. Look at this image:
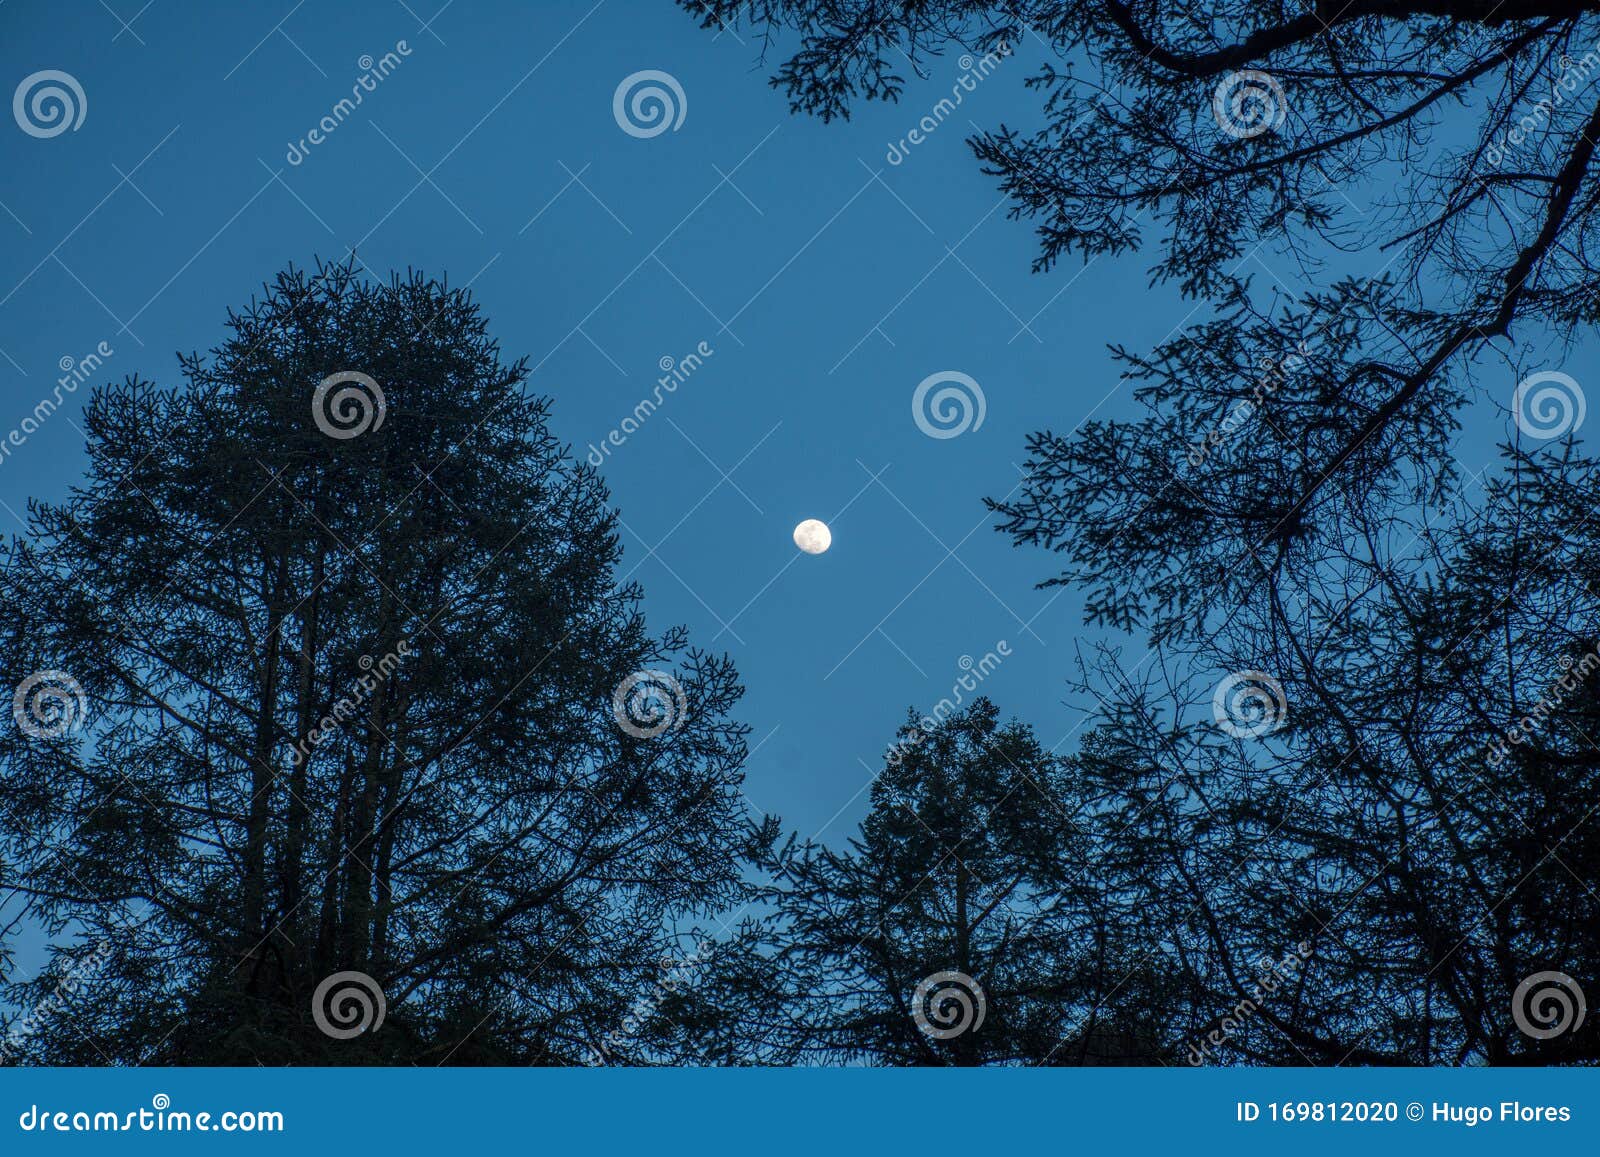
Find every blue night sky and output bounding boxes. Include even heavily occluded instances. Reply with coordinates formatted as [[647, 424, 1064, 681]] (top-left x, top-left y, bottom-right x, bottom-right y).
[[0, 0, 1570, 954]]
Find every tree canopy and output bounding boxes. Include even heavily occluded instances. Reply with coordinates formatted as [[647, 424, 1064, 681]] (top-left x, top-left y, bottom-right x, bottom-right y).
[[0, 261, 750, 1064], [666, 700, 1170, 1065], [684, 0, 1600, 1065], [684, 0, 1600, 626], [7, 0, 1600, 1067]]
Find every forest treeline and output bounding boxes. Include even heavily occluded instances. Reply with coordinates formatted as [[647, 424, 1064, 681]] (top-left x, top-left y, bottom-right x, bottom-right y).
[[8, 0, 1600, 1064], [1, 258, 1595, 1067]]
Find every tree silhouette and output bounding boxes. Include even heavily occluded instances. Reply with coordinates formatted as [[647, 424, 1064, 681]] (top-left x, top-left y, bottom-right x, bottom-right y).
[[682, 1, 1600, 563], [687, 700, 1167, 1065], [689, 1, 1600, 1065], [1050, 443, 1600, 1065], [0, 261, 751, 1065]]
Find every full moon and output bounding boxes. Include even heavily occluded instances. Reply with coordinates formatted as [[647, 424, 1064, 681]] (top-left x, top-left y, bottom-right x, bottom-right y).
[[793, 518, 832, 555]]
